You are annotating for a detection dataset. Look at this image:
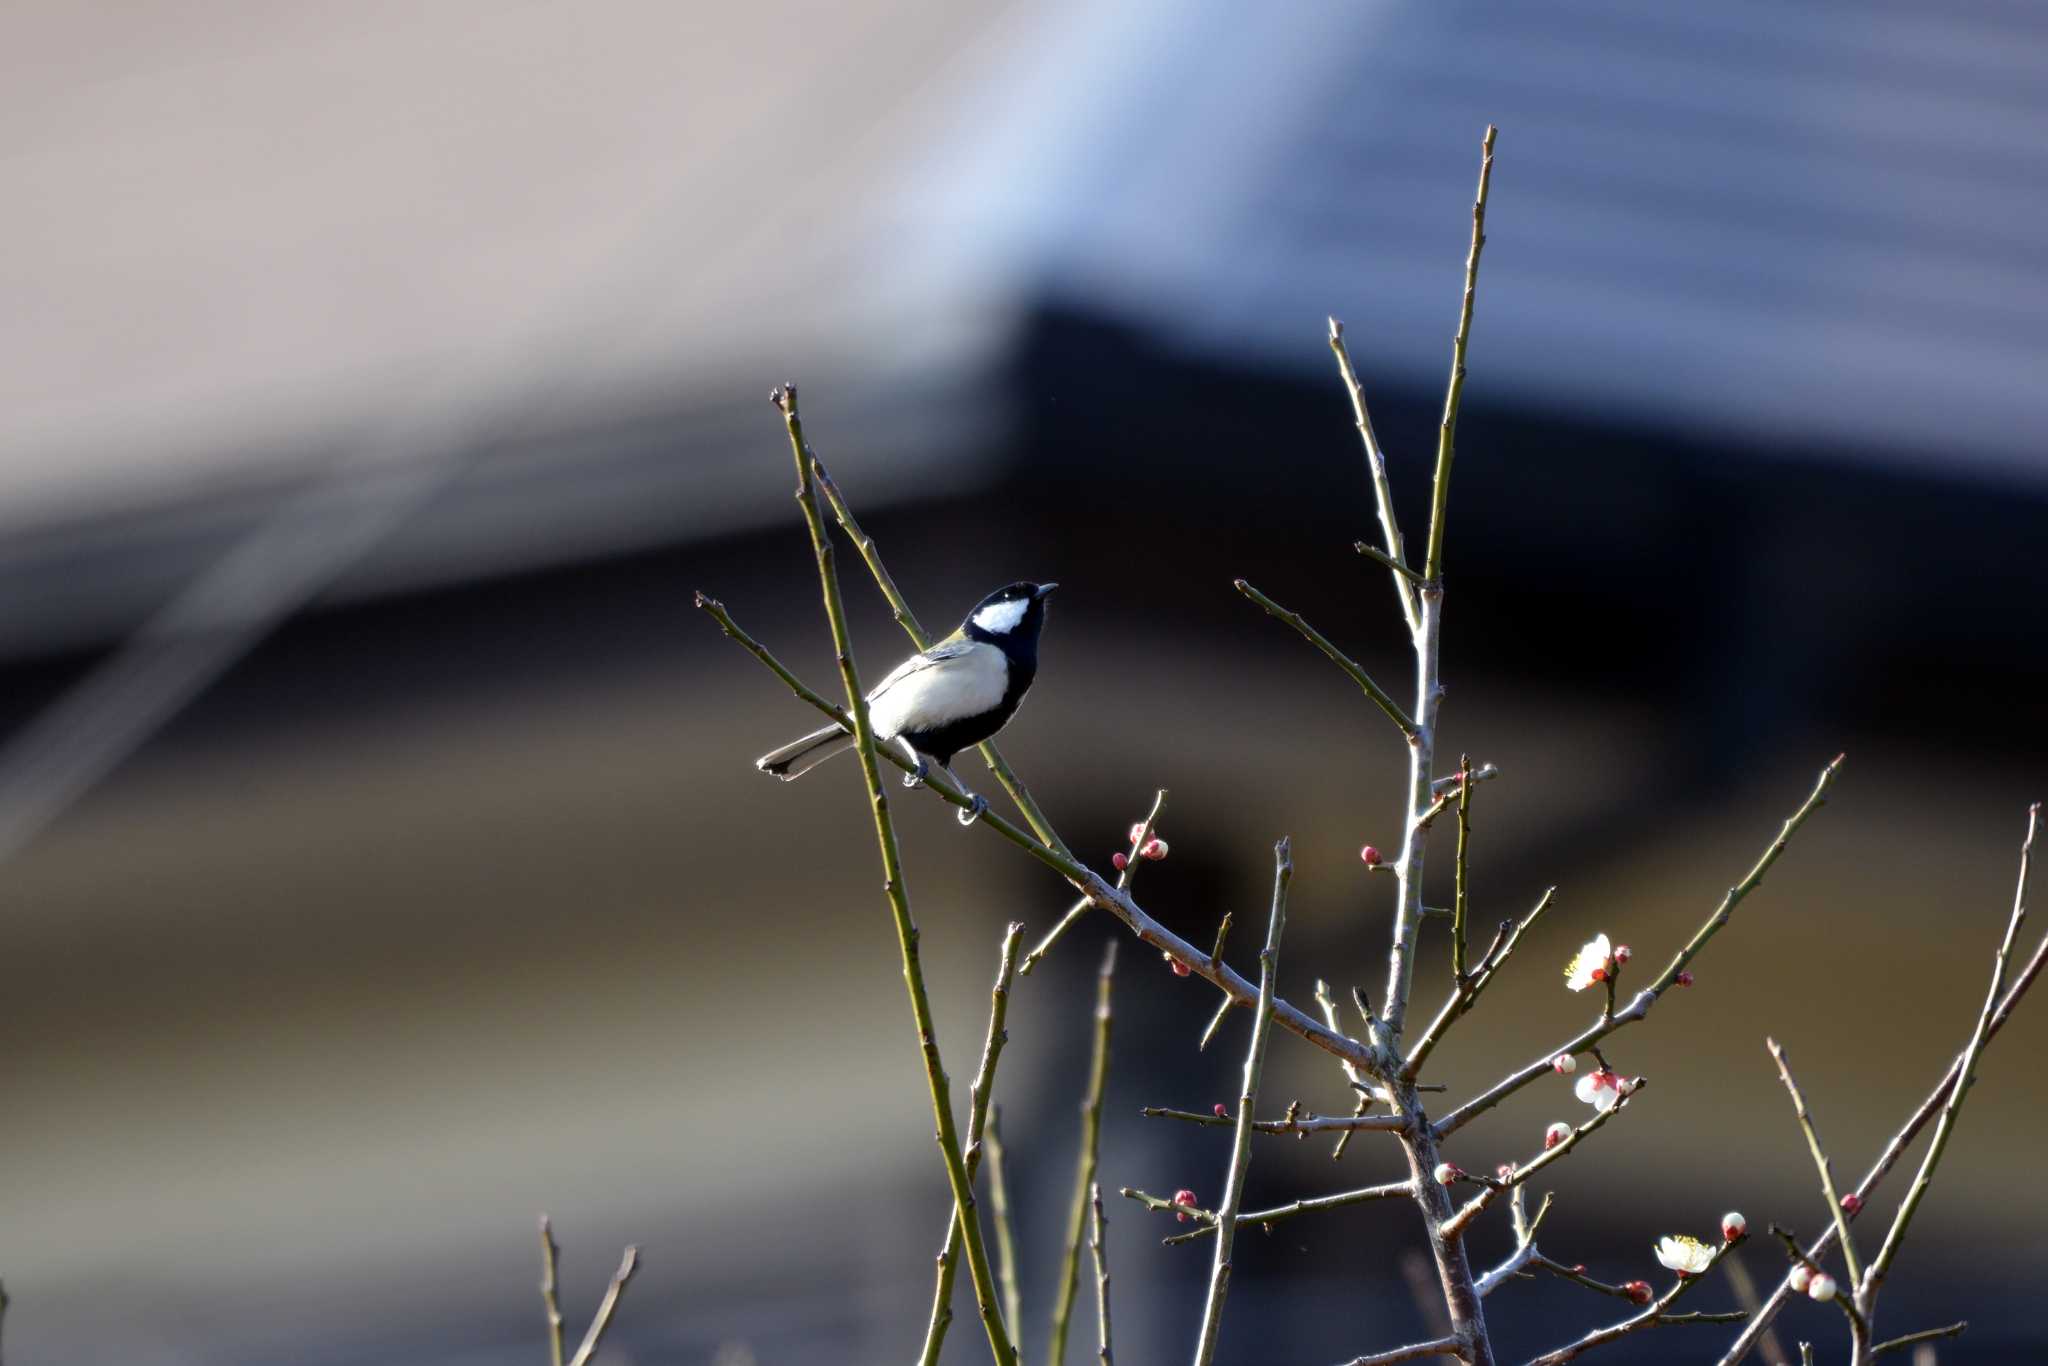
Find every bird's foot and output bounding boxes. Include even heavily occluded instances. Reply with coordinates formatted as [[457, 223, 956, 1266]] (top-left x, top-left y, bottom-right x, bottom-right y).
[[902, 759, 930, 789], [957, 794, 988, 827]]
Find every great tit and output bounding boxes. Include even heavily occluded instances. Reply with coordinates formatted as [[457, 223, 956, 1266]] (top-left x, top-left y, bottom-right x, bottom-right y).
[[755, 581, 1057, 823]]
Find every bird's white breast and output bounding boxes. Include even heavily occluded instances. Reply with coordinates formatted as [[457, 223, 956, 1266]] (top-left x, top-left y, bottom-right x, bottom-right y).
[[866, 641, 1008, 738]]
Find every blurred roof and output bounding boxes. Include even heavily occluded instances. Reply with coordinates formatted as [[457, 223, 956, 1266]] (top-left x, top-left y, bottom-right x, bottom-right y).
[[4, 0, 2046, 655]]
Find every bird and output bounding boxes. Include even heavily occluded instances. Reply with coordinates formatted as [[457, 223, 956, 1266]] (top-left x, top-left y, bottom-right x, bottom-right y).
[[755, 581, 1057, 823]]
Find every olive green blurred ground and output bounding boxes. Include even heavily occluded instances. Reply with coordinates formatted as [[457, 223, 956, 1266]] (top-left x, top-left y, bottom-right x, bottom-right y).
[[3, 594, 2038, 1361]]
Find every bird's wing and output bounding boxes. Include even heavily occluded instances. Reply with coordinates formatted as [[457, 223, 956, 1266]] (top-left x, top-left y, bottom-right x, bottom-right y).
[[866, 640, 1007, 739]]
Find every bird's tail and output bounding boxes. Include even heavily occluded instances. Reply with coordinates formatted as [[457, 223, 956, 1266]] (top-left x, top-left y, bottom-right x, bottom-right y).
[[755, 724, 857, 780]]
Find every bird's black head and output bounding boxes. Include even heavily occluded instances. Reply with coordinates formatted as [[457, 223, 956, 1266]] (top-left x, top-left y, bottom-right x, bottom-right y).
[[960, 581, 1057, 652]]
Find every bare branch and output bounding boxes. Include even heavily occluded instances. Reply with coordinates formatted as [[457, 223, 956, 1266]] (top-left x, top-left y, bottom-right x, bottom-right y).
[[1440, 1085, 1642, 1240], [1863, 803, 2038, 1303], [566, 1246, 640, 1366], [1050, 941, 1119, 1366], [1089, 1183, 1114, 1366], [1140, 1106, 1404, 1136], [1140, 1179, 1413, 1247], [922, 924, 1025, 1366], [1869, 1321, 1966, 1356], [771, 385, 1014, 1366], [1719, 908, 2048, 1364], [1234, 580, 1417, 739], [1452, 755, 1475, 979], [1435, 756, 1844, 1141], [1330, 315, 1421, 631], [1330, 1335, 1468, 1365], [986, 1109, 1024, 1351], [1404, 888, 1556, 1083], [1193, 839, 1291, 1366], [538, 1215, 565, 1366], [1764, 1038, 1862, 1290], [1420, 123, 1497, 584]]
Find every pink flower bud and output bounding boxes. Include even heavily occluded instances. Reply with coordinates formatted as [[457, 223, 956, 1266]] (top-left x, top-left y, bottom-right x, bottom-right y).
[[1839, 1192, 1863, 1216], [1496, 1163, 1516, 1182], [1552, 1053, 1577, 1075], [1544, 1122, 1572, 1149], [1788, 1265, 1813, 1293], [1613, 944, 1632, 965], [1567, 1263, 1586, 1275], [1722, 1212, 1746, 1242], [1622, 1280, 1652, 1305], [1360, 844, 1383, 867], [1172, 1189, 1198, 1223], [1213, 1103, 1228, 1118], [1140, 838, 1169, 861], [1112, 851, 1128, 871], [1433, 1162, 1460, 1186], [1807, 1273, 1837, 1301], [1169, 955, 1192, 977], [1675, 970, 1694, 987], [1129, 822, 1148, 845]]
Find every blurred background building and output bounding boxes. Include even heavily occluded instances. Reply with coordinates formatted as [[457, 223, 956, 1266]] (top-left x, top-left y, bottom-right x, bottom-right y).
[[2, 2, 2045, 1362]]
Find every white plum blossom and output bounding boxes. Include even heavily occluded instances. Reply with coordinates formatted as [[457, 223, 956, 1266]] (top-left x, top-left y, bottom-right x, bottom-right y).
[[1654, 1234, 1715, 1277], [1564, 933, 1614, 991], [1575, 1068, 1624, 1112]]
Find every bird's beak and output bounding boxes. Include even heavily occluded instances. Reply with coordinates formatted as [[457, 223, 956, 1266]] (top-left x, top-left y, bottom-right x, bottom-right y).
[[1035, 582, 1059, 598]]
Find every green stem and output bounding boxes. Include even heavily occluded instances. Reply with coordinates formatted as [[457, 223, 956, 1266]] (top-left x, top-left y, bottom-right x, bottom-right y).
[[1451, 754, 1473, 979], [1233, 580, 1417, 739], [987, 1110, 1025, 1352], [1191, 839, 1291, 1366], [921, 925, 1026, 1366], [1088, 1183, 1114, 1366], [1048, 942, 1118, 1366], [773, 386, 1015, 1366], [1421, 125, 1496, 584], [1329, 316, 1420, 632]]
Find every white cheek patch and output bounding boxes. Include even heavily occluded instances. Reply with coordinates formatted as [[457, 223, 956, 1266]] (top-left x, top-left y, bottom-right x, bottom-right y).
[[972, 598, 1029, 634]]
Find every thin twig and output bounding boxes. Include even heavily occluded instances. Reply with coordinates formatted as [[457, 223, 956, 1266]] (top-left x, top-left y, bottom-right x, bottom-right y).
[[1331, 1335, 1467, 1365], [1330, 315, 1421, 632], [1435, 756, 1844, 1141], [1089, 1183, 1114, 1366], [1718, 905, 2048, 1364], [1525, 1238, 1743, 1366], [1234, 580, 1417, 740], [1863, 803, 2037, 1305], [1022, 791, 1164, 976], [1197, 913, 1238, 1050], [539, 1216, 566, 1366], [1138, 1179, 1413, 1247], [1193, 839, 1291, 1366], [772, 385, 1014, 1366], [1869, 1321, 1966, 1356], [1765, 1038, 1862, 1290], [1315, 979, 1377, 1160], [810, 454, 1070, 859], [1049, 941, 1118, 1366], [923, 925, 1026, 1366], [1404, 888, 1556, 1083], [987, 1108, 1025, 1351], [1452, 754, 1473, 979], [1357, 541, 1429, 589], [1420, 124, 1496, 584], [566, 1246, 640, 1366], [1140, 1106, 1404, 1135]]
